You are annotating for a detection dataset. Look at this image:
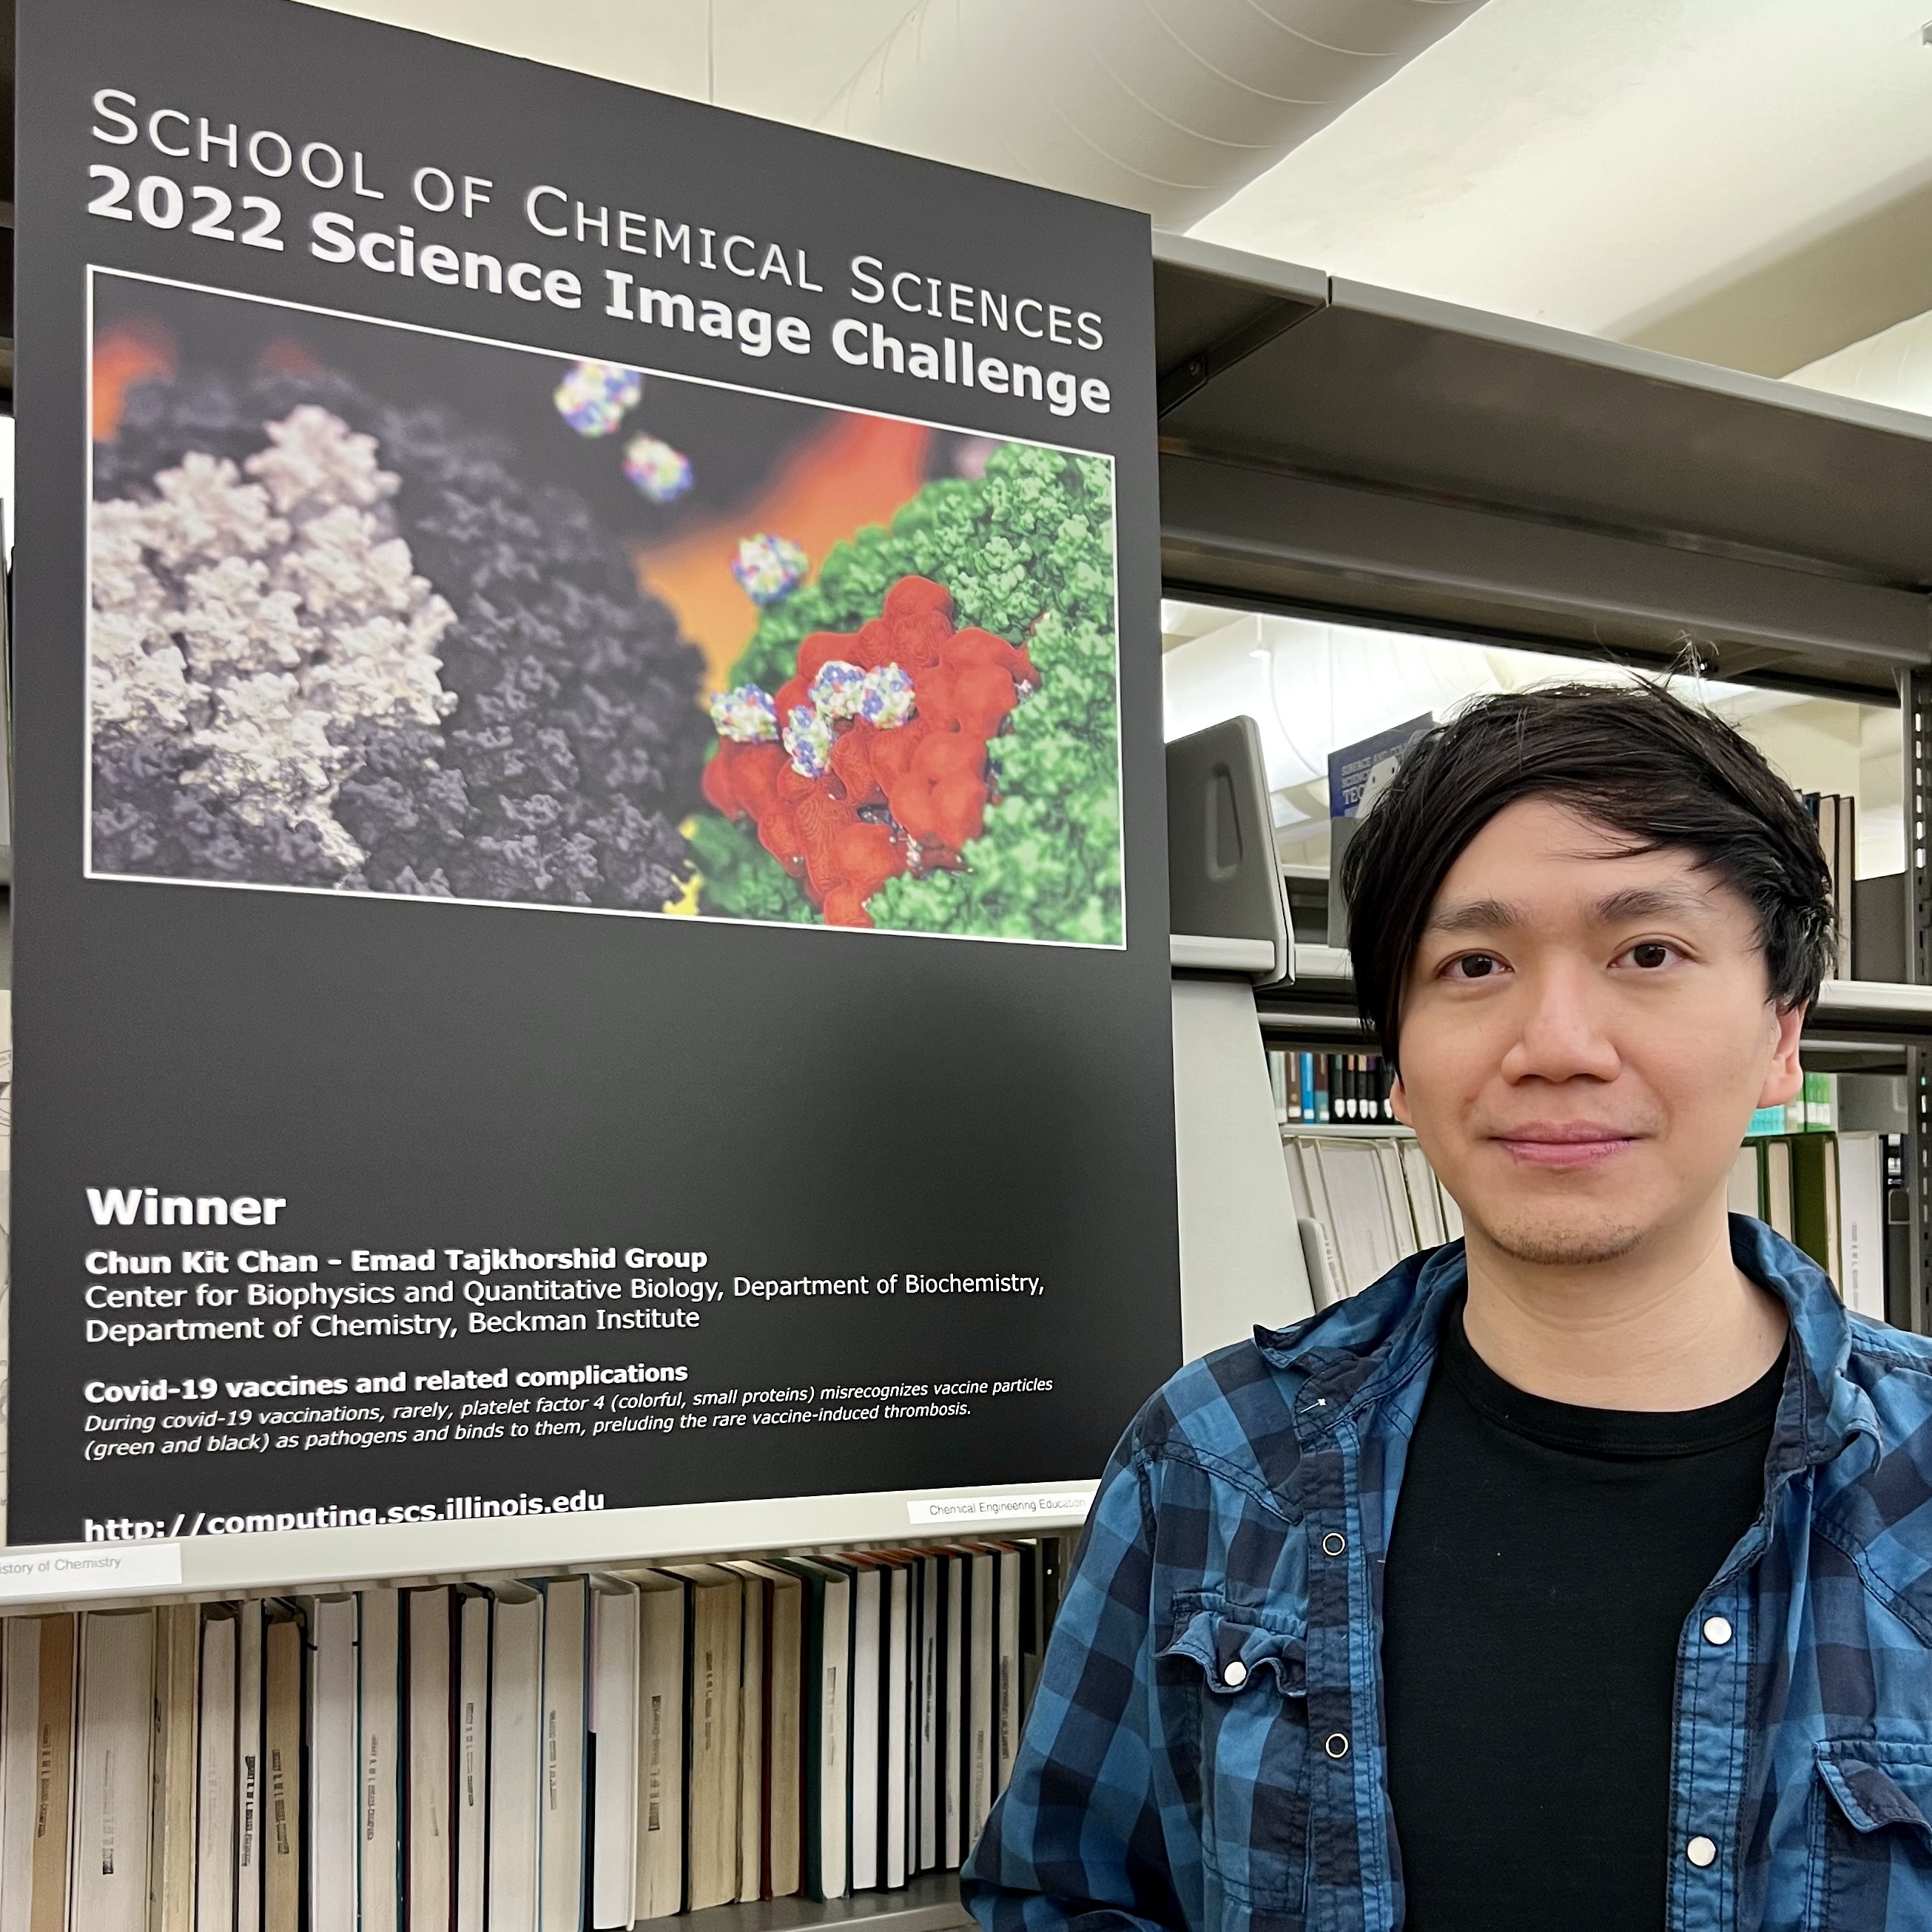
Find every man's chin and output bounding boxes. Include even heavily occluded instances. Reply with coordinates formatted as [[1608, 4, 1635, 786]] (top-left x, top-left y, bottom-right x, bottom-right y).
[[1474, 1212, 1649, 1268]]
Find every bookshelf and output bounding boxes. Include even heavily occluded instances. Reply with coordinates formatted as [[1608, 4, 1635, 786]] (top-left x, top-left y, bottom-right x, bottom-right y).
[[689, 1874, 970, 1932]]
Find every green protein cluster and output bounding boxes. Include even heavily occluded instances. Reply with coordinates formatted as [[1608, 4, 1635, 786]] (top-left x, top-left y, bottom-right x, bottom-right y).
[[689, 441, 1123, 943]]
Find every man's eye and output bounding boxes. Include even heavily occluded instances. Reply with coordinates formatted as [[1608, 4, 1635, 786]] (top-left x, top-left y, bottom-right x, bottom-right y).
[[1626, 942, 1673, 969], [1452, 953, 1501, 979]]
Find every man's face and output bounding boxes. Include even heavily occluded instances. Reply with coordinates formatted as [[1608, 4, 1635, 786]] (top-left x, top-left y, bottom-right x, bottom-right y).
[[1391, 795, 1805, 1268]]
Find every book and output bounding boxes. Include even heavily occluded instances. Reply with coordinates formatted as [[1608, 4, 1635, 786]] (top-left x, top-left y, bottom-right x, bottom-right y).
[[883, 1558, 912, 1888], [1727, 1143, 1761, 1219], [72, 1609, 155, 1932], [1373, 1139, 1413, 1253], [1311, 1139, 1405, 1293], [916, 1555, 940, 1875], [359, 1589, 403, 1932], [1, 1618, 37, 1932], [661, 1565, 742, 1911], [1834, 795, 1856, 981], [589, 1576, 641, 1930], [994, 1544, 1022, 1797], [263, 1610, 303, 1932], [454, 1592, 491, 1932], [630, 1572, 685, 1922], [1299, 1216, 1344, 1308], [1764, 1137, 1796, 1241], [716, 1564, 767, 1902], [966, 1547, 995, 1841], [731, 1561, 802, 1899], [405, 1589, 456, 1932], [152, 1602, 200, 1932], [306, 1595, 359, 1932], [1018, 1542, 1045, 1718], [1, 1619, 69, 1932], [844, 1557, 882, 1891], [1791, 1134, 1840, 1279], [773, 1557, 851, 1901], [940, 1550, 963, 1868], [29, 1613, 75, 1932], [539, 1577, 590, 1932], [1839, 1131, 1888, 1319], [1400, 1140, 1447, 1248], [235, 1603, 263, 1932], [485, 1585, 544, 1932], [195, 1610, 238, 1932]]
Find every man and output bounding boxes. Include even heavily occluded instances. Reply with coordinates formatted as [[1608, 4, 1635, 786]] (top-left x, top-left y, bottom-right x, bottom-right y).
[[965, 684, 1932, 1932]]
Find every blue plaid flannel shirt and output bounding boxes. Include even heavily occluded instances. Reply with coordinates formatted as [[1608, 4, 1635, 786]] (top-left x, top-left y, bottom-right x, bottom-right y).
[[964, 1218, 1932, 1931]]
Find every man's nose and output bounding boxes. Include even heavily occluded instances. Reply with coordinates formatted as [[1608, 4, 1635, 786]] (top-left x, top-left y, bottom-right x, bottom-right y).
[[1498, 957, 1622, 1084]]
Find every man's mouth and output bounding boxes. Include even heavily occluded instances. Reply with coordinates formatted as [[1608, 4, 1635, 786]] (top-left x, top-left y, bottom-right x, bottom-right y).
[[1489, 1123, 1641, 1170]]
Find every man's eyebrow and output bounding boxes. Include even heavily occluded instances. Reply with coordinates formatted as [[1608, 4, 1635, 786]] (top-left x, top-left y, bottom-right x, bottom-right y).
[[1425, 882, 1712, 937], [1589, 883, 1712, 923], [1425, 897, 1520, 935]]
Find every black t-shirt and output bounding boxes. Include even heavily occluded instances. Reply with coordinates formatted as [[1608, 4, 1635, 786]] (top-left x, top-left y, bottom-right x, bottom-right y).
[[1382, 1288, 1785, 1932]]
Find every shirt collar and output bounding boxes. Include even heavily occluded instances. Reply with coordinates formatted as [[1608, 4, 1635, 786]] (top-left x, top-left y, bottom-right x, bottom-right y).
[[1258, 1214, 1877, 1470]]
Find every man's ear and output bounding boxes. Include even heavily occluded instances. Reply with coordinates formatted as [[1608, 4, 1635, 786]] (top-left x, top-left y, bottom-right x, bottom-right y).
[[1756, 1000, 1805, 1110], [1390, 1070, 1411, 1126]]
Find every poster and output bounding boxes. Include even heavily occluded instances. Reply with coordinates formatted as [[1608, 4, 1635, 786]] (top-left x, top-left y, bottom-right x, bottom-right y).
[[10, 0, 1178, 1544]]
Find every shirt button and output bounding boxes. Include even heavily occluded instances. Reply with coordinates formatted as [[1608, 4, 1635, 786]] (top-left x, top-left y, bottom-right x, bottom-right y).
[[1686, 1837, 1717, 1868], [1324, 1732, 1350, 1760], [1222, 1660, 1248, 1689], [1703, 1615, 1733, 1646], [1321, 1532, 1347, 1558]]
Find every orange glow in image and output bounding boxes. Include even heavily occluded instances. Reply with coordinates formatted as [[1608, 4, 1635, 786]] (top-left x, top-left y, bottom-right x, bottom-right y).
[[635, 412, 932, 692], [91, 320, 178, 441]]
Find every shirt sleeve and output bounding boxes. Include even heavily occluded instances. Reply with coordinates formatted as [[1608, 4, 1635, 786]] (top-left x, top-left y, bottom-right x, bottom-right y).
[[962, 1430, 1187, 1932]]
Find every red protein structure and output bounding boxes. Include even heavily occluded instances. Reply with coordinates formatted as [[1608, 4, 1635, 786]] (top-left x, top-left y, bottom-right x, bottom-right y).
[[701, 574, 1038, 926]]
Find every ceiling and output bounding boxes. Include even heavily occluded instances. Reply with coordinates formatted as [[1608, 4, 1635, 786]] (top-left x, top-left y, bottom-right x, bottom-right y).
[[297, 1, 923, 128], [1191, 0, 1932, 377], [304, 0, 1932, 390]]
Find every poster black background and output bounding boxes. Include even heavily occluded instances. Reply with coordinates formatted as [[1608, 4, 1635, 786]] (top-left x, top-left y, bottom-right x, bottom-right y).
[[10, 0, 1179, 1543]]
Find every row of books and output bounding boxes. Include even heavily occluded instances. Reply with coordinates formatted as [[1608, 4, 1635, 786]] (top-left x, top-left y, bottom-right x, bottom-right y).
[[0, 1536, 1071, 1932], [1803, 791, 1855, 983], [1268, 1051, 1394, 1126], [1727, 1131, 1894, 1321], [1288, 1113, 1897, 1325], [1281, 1128, 1463, 1304]]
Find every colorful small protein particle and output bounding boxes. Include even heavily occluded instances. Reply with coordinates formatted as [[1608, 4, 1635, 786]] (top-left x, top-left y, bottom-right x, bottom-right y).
[[708, 683, 781, 744], [809, 659, 869, 718], [552, 360, 643, 437], [623, 433, 693, 503], [858, 662, 918, 729], [781, 701, 835, 778], [731, 532, 810, 607]]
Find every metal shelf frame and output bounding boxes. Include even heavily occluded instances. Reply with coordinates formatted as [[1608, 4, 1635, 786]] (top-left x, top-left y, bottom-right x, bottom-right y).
[[1157, 233, 1932, 1333], [0, 1479, 1096, 1615]]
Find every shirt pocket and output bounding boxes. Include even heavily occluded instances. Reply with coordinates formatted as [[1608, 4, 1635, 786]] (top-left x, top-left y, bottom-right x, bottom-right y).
[[1810, 1740, 1932, 1931], [1157, 1594, 1310, 1921]]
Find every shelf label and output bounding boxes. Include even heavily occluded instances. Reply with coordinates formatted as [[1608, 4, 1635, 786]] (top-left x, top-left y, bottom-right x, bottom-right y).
[[0, 1542, 183, 1600], [907, 1488, 1097, 1527]]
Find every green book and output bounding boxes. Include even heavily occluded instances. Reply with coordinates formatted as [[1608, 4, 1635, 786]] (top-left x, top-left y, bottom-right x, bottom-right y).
[[1790, 1134, 1840, 1277], [770, 1558, 851, 1901]]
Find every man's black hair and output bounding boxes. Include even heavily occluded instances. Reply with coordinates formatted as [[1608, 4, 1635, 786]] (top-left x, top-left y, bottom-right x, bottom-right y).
[[1338, 681, 1837, 1067]]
